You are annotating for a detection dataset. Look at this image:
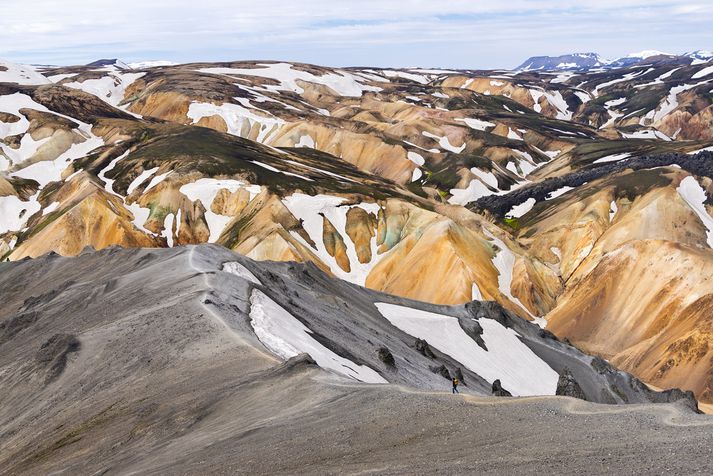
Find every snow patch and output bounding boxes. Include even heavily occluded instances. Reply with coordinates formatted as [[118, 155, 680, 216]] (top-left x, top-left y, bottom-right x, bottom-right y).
[[471, 168, 498, 188], [374, 303, 557, 396], [381, 70, 429, 84], [143, 171, 171, 193], [609, 200, 618, 222], [282, 193, 385, 286], [162, 213, 175, 247], [484, 229, 533, 318], [422, 131, 465, 153], [65, 72, 146, 107], [677, 176, 713, 247], [0, 194, 41, 235], [0, 61, 50, 85], [200, 63, 381, 97], [295, 134, 315, 148], [223, 261, 261, 285], [448, 179, 495, 205], [411, 168, 422, 182], [471, 283, 483, 300], [407, 151, 425, 166], [127, 167, 159, 195], [506, 198, 536, 218], [546, 186, 574, 200], [692, 65, 713, 79], [187, 101, 285, 144], [251, 289, 386, 383], [284, 160, 355, 183], [593, 152, 631, 164], [457, 117, 495, 131], [652, 81, 711, 123], [507, 128, 523, 141], [251, 160, 313, 182], [128, 60, 177, 69], [689, 146, 713, 155], [180, 178, 258, 243]]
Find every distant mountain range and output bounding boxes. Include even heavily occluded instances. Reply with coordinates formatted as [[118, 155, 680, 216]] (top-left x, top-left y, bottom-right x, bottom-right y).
[[518, 50, 713, 71]]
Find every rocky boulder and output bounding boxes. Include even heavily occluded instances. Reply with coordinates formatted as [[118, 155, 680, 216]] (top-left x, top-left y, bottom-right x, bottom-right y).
[[491, 379, 512, 397], [556, 368, 587, 400]]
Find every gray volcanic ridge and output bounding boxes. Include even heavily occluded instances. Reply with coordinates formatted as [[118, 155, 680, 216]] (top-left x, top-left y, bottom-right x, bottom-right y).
[[0, 245, 711, 474]]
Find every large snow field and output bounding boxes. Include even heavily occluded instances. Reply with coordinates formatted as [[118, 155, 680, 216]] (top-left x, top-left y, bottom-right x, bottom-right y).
[[374, 302, 558, 396]]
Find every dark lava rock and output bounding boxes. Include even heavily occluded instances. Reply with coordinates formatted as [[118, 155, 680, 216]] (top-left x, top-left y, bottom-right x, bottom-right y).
[[491, 379, 512, 397], [377, 346, 396, 367], [458, 318, 487, 351], [651, 388, 701, 414], [591, 356, 615, 375], [415, 338, 435, 358], [556, 368, 587, 400], [475, 151, 713, 218], [430, 365, 451, 380], [538, 328, 558, 340]]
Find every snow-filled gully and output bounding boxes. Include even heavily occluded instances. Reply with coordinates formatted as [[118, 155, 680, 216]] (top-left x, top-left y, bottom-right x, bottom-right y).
[[217, 257, 387, 384]]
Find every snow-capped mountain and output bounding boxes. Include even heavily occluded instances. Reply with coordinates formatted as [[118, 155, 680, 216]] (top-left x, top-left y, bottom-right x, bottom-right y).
[[607, 50, 677, 68], [686, 50, 713, 64], [85, 58, 132, 70], [517, 53, 608, 71], [519, 50, 712, 71]]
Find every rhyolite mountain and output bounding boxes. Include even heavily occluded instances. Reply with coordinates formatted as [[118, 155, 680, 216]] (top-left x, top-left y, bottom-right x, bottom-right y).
[[2, 53, 713, 410]]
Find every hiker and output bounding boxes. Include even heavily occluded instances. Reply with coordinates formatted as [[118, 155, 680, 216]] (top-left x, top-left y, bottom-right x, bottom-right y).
[[452, 377, 459, 394]]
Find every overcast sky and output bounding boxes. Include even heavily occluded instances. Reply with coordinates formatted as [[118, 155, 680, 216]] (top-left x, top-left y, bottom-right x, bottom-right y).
[[2, 1, 712, 68]]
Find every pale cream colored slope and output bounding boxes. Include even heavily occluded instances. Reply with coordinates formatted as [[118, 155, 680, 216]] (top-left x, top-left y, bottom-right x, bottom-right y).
[[366, 200, 552, 316], [539, 171, 713, 402], [517, 186, 613, 284], [268, 122, 416, 184], [570, 176, 708, 284], [546, 240, 713, 402], [367, 218, 496, 305], [10, 176, 159, 259], [219, 192, 332, 275], [440, 76, 564, 119]]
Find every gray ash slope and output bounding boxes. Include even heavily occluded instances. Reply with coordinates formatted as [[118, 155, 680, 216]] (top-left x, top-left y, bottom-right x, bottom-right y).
[[0, 245, 708, 474]]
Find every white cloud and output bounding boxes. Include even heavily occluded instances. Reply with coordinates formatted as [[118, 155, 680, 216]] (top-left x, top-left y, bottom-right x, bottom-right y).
[[0, 1, 711, 68]]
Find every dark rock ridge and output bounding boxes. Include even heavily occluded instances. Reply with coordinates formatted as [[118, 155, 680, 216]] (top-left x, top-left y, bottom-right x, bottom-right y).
[[474, 151, 713, 217], [556, 368, 586, 400]]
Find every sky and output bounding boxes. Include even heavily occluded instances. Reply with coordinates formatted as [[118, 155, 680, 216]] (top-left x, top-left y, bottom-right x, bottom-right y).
[[2, 1, 712, 69]]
